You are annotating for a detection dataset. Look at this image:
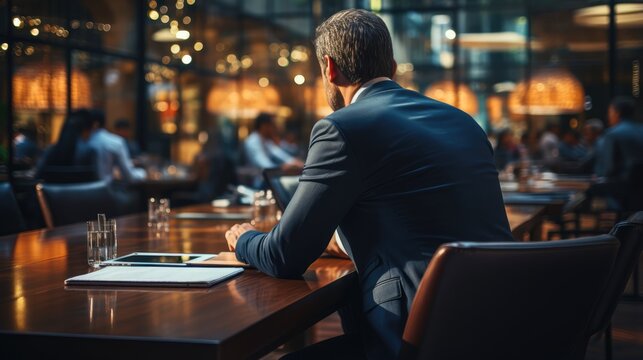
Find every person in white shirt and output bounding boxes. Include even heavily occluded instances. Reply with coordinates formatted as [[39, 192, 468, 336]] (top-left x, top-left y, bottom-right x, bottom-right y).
[[83, 110, 146, 183], [243, 113, 303, 187]]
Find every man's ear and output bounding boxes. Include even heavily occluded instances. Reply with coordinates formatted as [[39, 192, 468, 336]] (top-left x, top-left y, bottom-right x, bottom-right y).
[[323, 55, 338, 84]]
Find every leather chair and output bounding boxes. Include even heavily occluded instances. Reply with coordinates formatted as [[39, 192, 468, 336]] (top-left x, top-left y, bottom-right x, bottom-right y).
[[36, 181, 129, 228], [0, 182, 27, 235], [37, 165, 100, 184], [399, 236, 620, 360], [582, 211, 643, 359]]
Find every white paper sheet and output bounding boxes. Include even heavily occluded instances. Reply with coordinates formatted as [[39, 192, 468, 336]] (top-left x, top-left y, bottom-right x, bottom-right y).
[[65, 266, 243, 288]]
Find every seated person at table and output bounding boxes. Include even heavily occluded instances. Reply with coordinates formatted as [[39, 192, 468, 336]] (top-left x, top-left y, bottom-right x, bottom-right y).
[[595, 96, 643, 181], [82, 110, 146, 183], [243, 113, 303, 187], [226, 9, 512, 360], [35, 110, 99, 182], [112, 119, 141, 159]]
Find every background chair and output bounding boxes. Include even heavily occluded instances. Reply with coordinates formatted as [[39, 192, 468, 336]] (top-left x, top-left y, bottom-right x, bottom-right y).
[[583, 211, 643, 360], [0, 182, 27, 236], [36, 180, 133, 228], [36, 165, 100, 184], [399, 236, 619, 360]]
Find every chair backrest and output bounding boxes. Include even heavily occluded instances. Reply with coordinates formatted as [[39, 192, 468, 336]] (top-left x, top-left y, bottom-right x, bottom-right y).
[[36, 181, 123, 228], [0, 182, 27, 235], [263, 167, 302, 211], [587, 211, 643, 334], [37, 165, 100, 184], [400, 236, 619, 360]]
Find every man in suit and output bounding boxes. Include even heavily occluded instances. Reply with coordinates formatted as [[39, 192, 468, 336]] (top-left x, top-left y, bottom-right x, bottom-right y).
[[226, 9, 513, 359]]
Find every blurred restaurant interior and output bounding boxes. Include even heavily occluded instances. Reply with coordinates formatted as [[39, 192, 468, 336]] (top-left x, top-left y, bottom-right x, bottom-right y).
[[0, 0, 642, 359]]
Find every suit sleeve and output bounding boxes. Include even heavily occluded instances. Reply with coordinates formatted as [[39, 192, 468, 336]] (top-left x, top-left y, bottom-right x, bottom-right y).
[[235, 119, 361, 278]]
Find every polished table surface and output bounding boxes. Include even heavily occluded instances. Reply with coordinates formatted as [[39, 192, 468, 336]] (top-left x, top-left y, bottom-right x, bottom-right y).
[[0, 203, 544, 359], [0, 204, 356, 359]]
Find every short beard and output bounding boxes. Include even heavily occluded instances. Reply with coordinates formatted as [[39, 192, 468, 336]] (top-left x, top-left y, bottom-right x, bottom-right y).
[[324, 78, 345, 112]]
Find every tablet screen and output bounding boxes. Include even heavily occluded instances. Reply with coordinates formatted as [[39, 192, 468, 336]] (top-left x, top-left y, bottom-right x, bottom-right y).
[[103, 252, 215, 266], [113, 254, 201, 264]]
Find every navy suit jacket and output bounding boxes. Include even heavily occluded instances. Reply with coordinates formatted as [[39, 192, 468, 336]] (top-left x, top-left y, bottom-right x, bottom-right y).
[[235, 80, 513, 359]]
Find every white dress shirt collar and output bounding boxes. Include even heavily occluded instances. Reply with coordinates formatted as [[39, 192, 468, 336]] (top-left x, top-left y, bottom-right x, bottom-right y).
[[350, 77, 391, 104]]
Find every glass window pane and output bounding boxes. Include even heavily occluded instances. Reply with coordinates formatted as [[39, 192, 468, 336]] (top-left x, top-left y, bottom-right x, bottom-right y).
[[12, 44, 66, 171], [67, 0, 137, 54], [380, 11, 455, 105], [12, 0, 67, 43], [146, 0, 239, 70], [145, 63, 178, 160], [71, 51, 138, 139], [457, 9, 528, 133], [273, 0, 309, 14], [12, 0, 136, 53], [242, 17, 316, 147]]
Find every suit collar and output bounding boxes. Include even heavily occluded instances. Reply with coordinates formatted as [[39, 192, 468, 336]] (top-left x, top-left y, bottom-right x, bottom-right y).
[[351, 79, 401, 104]]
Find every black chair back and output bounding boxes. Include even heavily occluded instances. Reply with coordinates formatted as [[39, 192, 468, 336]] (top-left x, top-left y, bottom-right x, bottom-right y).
[[588, 212, 643, 334], [400, 236, 619, 360], [37, 165, 100, 184], [0, 182, 26, 235], [36, 181, 127, 228]]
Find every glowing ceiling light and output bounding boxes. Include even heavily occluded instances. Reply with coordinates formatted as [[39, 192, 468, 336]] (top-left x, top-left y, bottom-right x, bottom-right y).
[[181, 54, 192, 64], [294, 74, 305, 85], [445, 29, 456, 40], [160, 15, 169, 23], [170, 44, 180, 54], [277, 57, 289, 67], [258, 77, 270, 87], [149, 10, 159, 20], [30, 28, 39, 36], [176, 30, 190, 40], [194, 42, 204, 51], [12, 17, 22, 28]]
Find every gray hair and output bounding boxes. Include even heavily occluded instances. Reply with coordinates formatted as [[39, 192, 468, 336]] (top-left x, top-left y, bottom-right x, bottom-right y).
[[314, 9, 395, 85]]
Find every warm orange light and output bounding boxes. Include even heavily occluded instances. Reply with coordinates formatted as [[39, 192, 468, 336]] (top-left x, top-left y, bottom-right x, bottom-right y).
[[508, 68, 585, 115], [424, 80, 479, 115], [13, 65, 91, 111]]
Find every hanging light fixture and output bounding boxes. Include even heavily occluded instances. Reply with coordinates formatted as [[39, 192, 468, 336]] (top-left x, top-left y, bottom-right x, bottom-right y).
[[508, 68, 585, 115], [424, 80, 479, 116]]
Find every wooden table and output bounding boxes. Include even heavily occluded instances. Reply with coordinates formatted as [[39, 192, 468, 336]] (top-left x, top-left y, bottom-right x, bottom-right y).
[[0, 203, 546, 359], [0, 204, 356, 359], [506, 205, 546, 241]]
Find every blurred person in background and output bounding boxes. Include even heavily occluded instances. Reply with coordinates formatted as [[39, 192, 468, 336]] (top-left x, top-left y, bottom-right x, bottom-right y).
[[244, 112, 303, 187], [83, 110, 146, 183], [558, 129, 587, 162], [35, 110, 98, 181], [539, 122, 560, 163], [13, 122, 41, 167], [595, 96, 643, 181], [112, 119, 141, 159], [493, 128, 520, 171], [576, 119, 604, 174], [193, 129, 238, 200]]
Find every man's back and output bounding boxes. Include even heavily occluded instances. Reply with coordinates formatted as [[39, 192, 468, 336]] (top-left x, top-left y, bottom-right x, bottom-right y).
[[235, 80, 512, 358], [326, 80, 512, 357]]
